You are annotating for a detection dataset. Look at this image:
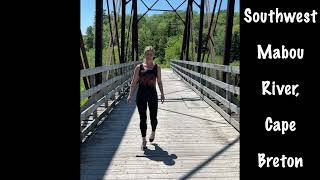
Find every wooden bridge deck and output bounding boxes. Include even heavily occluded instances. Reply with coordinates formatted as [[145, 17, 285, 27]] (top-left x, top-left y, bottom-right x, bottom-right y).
[[80, 68, 239, 180]]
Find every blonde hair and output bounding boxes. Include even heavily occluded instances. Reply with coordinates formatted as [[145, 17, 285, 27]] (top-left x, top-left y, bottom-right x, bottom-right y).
[[144, 46, 155, 55]]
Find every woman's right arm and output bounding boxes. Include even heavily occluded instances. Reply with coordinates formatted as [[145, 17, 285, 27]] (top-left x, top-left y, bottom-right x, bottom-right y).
[[128, 65, 140, 97]]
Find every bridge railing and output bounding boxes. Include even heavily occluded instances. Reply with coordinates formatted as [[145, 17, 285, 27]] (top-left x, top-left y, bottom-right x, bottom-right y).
[[171, 59, 240, 131], [80, 61, 141, 142]]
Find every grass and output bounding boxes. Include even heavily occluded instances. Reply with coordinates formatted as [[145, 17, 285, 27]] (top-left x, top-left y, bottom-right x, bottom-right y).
[[85, 46, 121, 67], [80, 78, 88, 106], [230, 60, 240, 66]]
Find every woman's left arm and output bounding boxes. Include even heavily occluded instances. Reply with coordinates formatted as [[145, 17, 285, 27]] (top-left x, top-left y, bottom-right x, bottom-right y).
[[157, 65, 165, 103]]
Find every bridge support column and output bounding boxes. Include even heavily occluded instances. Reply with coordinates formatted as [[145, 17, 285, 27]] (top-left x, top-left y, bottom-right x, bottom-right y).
[[222, 0, 235, 115], [196, 0, 205, 94], [180, 0, 192, 62], [197, 0, 205, 71], [132, 0, 138, 61], [121, 0, 126, 63], [95, 0, 103, 85], [222, 0, 234, 80]]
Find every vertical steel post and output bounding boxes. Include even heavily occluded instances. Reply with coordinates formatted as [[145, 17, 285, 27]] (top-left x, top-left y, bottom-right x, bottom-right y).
[[80, 29, 91, 89], [197, 0, 205, 73], [222, 0, 235, 81], [95, 0, 103, 85], [222, 0, 235, 114], [121, 0, 126, 63], [132, 0, 138, 61]]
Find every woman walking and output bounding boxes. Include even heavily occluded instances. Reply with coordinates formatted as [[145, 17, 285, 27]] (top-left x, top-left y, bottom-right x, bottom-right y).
[[127, 46, 165, 150]]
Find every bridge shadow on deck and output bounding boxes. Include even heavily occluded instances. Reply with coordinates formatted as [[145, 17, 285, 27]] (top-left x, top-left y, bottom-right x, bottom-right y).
[[80, 92, 137, 179], [159, 107, 228, 125], [180, 136, 239, 180]]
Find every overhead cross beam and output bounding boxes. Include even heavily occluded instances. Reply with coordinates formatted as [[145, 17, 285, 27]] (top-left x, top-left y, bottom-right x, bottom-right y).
[[138, 0, 186, 24], [138, 0, 159, 23]]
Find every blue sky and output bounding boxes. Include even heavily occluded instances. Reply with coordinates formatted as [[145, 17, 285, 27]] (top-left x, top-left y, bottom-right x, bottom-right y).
[[81, 0, 240, 34]]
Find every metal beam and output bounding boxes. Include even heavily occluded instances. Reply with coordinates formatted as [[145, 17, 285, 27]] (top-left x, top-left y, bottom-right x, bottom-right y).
[[205, 0, 215, 66], [180, 0, 191, 60], [126, 6, 133, 62], [164, 0, 185, 24], [112, 0, 121, 63], [201, 0, 218, 63], [80, 30, 90, 71], [176, 0, 187, 10], [140, 0, 149, 9], [193, 0, 200, 8], [106, 0, 117, 64], [138, 0, 159, 23], [80, 29, 91, 89], [165, 0, 175, 11], [222, 0, 235, 115], [196, 0, 205, 72], [95, 0, 103, 85], [190, 9, 195, 61], [222, 0, 235, 82], [132, 0, 138, 61], [121, 0, 126, 63], [185, 3, 192, 61], [150, 9, 173, 12]]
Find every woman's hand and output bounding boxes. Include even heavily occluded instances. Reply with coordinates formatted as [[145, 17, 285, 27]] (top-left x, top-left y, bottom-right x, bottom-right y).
[[127, 95, 132, 104], [160, 94, 165, 104]]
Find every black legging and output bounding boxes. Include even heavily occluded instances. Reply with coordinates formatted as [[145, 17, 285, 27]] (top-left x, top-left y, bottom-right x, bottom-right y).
[[136, 88, 158, 137]]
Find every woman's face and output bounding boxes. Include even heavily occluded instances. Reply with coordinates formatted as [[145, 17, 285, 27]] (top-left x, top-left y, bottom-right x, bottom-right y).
[[145, 50, 154, 61]]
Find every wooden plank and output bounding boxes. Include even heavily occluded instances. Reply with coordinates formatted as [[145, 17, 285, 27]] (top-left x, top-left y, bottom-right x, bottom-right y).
[[81, 100, 116, 141], [81, 78, 131, 121], [172, 65, 233, 112], [80, 61, 140, 77], [171, 63, 239, 95], [172, 67, 239, 131], [80, 74, 131, 113], [203, 96, 240, 131], [172, 59, 239, 74], [174, 68, 239, 131], [172, 66, 239, 114], [81, 71, 131, 100], [81, 74, 127, 112], [81, 85, 129, 141]]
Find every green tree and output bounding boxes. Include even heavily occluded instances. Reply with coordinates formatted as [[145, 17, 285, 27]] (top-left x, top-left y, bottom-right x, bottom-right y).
[[85, 26, 94, 49], [231, 30, 240, 61], [165, 35, 183, 62], [87, 10, 240, 66]]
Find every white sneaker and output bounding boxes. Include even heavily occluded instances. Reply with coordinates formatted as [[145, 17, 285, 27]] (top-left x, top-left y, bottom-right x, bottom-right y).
[[149, 131, 155, 142]]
